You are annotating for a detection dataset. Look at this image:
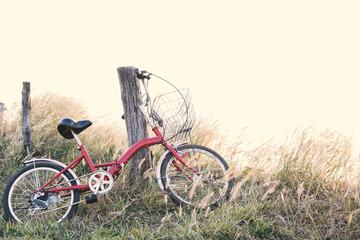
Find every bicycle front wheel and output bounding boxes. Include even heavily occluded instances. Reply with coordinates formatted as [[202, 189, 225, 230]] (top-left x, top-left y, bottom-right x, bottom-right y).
[[160, 144, 233, 208], [3, 162, 79, 223]]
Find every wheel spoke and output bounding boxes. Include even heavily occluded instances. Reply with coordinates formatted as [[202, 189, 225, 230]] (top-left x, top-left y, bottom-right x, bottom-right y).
[[162, 145, 232, 207], [4, 163, 79, 223]]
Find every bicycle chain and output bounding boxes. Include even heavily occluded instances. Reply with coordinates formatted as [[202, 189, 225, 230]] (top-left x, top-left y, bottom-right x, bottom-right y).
[[42, 171, 95, 192], [30, 198, 88, 217], [29, 172, 99, 217], [30, 170, 121, 217]]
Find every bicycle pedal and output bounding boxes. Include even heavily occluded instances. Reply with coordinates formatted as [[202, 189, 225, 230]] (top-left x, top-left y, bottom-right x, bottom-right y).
[[85, 194, 98, 204]]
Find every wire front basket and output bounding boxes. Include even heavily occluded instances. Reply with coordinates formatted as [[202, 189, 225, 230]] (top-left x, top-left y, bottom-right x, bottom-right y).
[[151, 88, 195, 142]]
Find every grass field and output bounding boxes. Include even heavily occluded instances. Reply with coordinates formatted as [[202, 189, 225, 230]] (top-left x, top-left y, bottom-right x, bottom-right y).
[[0, 93, 359, 239]]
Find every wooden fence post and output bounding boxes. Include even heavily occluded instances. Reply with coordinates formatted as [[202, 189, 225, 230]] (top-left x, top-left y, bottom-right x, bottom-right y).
[[117, 66, 152, 181], [0, 102, 5, 135], [22, 82, 33, 155]]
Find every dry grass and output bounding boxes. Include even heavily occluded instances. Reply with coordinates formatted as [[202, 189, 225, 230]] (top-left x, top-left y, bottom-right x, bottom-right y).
[[227, 127, 360, 239], [1, 93, 360, 239]]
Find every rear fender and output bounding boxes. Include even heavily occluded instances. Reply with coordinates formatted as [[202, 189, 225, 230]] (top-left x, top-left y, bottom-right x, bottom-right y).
[[156, 142, 188, 191], [23, 158, 81, 185]]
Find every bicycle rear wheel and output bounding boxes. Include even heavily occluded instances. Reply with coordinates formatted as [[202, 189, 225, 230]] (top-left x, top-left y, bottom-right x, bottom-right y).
[[160, 144, 233, 208], [3, 162, 79, 223]]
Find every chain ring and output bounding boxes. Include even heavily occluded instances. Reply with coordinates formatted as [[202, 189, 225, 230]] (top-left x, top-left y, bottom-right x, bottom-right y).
[[88, 171, 114, 195]]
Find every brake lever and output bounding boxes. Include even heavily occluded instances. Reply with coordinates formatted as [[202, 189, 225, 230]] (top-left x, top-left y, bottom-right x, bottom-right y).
[[134, 68, 152, 80]]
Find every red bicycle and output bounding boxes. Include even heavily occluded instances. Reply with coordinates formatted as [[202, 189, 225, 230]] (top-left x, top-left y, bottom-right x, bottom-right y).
[[3, 69, 233, 223]]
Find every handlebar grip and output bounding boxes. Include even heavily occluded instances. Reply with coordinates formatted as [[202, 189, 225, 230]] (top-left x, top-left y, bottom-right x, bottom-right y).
[[134, 68, 151, 80]]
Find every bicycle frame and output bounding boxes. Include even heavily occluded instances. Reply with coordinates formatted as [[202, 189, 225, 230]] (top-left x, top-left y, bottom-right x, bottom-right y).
[[38, 77, 198, 195], [39, 121, 197, 194]]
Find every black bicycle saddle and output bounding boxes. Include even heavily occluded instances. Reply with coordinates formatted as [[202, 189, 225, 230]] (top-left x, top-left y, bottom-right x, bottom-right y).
[[57, 118, 92, 139]]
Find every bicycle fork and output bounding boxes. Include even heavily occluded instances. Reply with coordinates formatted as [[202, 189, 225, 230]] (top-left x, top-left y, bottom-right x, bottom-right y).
[[164, 143, 200, 182]]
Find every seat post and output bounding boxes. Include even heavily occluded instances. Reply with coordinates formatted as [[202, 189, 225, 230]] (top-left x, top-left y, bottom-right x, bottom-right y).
[[71, 130, 83, 146]]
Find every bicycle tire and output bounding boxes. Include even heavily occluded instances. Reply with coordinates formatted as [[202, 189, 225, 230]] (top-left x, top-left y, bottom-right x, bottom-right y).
[[160, 144, 233, 208], [3, 162, 79, 223]]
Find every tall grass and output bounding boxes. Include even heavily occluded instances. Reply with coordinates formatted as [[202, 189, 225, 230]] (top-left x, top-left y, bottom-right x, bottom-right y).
[[1, 93, 360, 239]]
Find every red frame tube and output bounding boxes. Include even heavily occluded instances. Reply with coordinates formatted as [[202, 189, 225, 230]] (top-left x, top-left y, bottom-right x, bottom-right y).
[[40, 155, 84, 191], [40, 127, 195, 194], [107, 132, 164, 175]]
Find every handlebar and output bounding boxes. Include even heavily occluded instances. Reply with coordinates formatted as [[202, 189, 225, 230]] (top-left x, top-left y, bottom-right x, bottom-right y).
[[133, 68, 161, 129], [121, 68, 165, 129], [134, 68, 152, 106], [134, 68, 152, 80]]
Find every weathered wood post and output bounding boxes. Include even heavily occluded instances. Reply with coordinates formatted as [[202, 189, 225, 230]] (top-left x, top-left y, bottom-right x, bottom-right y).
[[22, 82, 34, 155], [117, 66, 152, 181], [0, 102, 5, 135]]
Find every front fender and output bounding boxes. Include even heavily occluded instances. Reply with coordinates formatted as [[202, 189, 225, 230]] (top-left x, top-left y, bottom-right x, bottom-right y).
[[23, 158, 81, 185], [156, 142, 188, 191]]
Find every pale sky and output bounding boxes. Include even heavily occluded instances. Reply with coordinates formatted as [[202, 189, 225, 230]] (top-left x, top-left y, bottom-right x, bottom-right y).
[[1, 1, 360, 153]]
